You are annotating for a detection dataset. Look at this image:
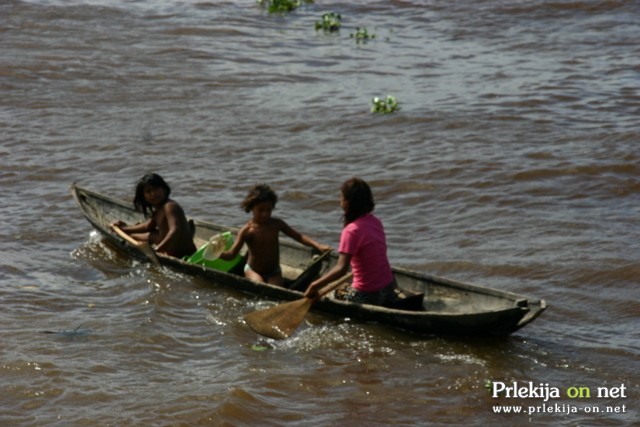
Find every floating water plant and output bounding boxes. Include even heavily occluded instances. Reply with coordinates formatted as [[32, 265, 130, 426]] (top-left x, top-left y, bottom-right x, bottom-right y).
[[371, 95, 400, 114], [258, 0, 313, 13], [315, 12, 342, 32], [351, 27, 375, 42]]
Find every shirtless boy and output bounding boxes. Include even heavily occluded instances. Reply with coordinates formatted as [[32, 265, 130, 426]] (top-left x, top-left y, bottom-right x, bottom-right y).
[[219, 184, 330, 286]]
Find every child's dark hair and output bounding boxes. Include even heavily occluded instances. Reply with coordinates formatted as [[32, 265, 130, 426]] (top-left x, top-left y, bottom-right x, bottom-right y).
[[341, 177, 375, 225], [242, 184, 278, 213], [133, 173, 171, 216]]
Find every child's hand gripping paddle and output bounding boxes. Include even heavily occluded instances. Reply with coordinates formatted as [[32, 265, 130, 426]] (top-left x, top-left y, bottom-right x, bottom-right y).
[[243, 272, 353, 339], [111, 224, 161, 266]]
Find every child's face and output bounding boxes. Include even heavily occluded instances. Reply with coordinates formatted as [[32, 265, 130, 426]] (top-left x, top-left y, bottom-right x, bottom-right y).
[[143, 184, 166, 207], [251, 201, 274, 224]]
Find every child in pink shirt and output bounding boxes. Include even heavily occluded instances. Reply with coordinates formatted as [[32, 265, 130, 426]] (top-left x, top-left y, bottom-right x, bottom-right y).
[[304, 177, 396, 306]]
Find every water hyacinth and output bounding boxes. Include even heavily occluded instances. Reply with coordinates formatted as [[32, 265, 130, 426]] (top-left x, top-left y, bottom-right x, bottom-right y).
[[351, 27, 376, 42], [315, 12, 342, 32], [371, 95, 400, 114], [258, 0, 313, 14]]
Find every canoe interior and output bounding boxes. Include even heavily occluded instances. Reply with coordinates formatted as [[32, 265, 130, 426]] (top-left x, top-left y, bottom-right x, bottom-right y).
[[395, 267, 527, 315]]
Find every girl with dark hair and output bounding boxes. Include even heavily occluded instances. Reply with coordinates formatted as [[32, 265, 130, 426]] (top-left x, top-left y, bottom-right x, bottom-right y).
[[304, 177, 396, 306], [112, 173, 196, 258]]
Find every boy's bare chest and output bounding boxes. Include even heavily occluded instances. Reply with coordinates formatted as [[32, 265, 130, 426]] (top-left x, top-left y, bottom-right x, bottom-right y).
[[246, 223, 279, 244]]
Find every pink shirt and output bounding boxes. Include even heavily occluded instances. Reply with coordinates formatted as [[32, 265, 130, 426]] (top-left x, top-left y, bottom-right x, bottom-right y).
[[338, 213, 393, 292]]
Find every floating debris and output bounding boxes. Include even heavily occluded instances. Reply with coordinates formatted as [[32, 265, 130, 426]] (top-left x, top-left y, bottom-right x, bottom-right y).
[[40, 325, 92, 338]]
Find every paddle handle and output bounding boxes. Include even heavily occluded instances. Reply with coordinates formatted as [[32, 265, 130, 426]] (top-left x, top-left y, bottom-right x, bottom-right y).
[[315, 272, 353, 299], [112, 224, 161, 266]]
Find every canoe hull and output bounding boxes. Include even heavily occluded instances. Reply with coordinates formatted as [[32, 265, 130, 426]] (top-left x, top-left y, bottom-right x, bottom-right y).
[[71, 184, 546, 336]]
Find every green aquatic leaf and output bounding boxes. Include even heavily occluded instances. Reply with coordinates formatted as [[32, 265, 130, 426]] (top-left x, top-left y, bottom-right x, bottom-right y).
[[371, 95, 400, 114], [351, 27, 376, 43], [315, 12, 342, 32], [258, 0, 313, 14], [251, 344, 270, 352]]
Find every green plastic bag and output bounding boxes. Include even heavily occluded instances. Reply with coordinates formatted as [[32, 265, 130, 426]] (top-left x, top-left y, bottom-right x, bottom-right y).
[[186, 231, 241, 272]]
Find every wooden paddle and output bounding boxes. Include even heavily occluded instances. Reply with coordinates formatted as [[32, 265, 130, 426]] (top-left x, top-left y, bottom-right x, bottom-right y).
[[287, 249, 332, 291], [244, 272, 353, 339], [111, 224, 161, 266]]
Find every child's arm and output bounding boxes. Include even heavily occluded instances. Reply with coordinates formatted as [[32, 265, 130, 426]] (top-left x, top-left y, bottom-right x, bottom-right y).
[[112, 218, 154, 234], [304, 253, 350, 299], [154, 202, 182, 253], [279, 220, 332, 253], [218, 224, 248, 261]]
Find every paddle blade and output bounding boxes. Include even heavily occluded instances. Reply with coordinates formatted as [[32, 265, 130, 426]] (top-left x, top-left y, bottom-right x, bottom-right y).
[[244, 298, 313, 339], [112, 225, 161, 266], [138, 242, 161, 266]]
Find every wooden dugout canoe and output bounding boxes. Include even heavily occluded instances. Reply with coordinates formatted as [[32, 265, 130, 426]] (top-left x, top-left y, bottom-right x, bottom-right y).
[[71, 184, 546, 336]]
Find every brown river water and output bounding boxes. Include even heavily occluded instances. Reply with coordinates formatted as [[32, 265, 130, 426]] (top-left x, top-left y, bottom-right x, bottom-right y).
[[1, 1, 638, 426]]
